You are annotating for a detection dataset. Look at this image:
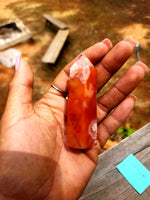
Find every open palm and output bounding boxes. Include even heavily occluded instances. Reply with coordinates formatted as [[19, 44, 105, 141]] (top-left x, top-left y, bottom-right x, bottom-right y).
[[0, 38, 147, 200]]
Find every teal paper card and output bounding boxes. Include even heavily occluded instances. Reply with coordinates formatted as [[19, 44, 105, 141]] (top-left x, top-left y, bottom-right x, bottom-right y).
[[116, 153, 150, 194]]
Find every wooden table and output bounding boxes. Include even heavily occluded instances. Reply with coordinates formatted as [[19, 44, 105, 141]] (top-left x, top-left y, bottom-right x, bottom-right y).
[[80, 123, 150, 200]]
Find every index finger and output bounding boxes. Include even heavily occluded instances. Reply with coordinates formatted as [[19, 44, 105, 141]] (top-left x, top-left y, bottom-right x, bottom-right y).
[[51, 39, 113, 95]]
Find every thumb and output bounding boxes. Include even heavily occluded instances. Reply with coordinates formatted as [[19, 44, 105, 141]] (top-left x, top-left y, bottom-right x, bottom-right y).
[[2, 56, 34, 124]]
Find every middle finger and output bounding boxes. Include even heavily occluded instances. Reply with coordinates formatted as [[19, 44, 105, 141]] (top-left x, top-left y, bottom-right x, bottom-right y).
[[96, 37, 136, 91]]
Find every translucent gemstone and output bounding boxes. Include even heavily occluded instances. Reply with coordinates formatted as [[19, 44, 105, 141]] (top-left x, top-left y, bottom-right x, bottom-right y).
[[66, 54, 97, 149]]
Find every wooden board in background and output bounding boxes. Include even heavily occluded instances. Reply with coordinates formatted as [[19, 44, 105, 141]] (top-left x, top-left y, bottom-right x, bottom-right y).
[[42, 29, 69, 64], [80, 123, 150, 200]]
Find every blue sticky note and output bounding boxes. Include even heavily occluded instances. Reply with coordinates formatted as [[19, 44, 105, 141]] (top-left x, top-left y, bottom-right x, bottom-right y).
[[116, 154, 150, 194]]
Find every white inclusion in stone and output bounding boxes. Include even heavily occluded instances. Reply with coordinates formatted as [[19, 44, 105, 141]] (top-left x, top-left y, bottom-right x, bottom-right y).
[[83, 100, 88, 108], [70, 53, 93, 84], [88, 120, 97, 140]]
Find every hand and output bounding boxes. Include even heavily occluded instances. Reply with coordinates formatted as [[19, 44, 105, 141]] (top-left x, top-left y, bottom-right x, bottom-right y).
[[0, 38, 147, 200]]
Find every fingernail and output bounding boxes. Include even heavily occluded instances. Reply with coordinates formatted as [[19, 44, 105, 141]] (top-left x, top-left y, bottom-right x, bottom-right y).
[[123, 36, 136, 47], [101, 38, 113, 49], [15, 54, 21, 71], [129, 94, 137, 101], [136, 61, 148, 72]]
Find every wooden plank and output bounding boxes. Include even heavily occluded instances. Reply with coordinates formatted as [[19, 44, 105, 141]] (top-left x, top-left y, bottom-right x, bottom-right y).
[[42, 29, 69, 64], [43, 14, 68, 30], [80, 123, 150, 200]]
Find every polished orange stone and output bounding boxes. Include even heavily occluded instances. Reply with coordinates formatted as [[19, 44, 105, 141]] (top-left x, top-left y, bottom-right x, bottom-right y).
[[66, 54, 97, 149]]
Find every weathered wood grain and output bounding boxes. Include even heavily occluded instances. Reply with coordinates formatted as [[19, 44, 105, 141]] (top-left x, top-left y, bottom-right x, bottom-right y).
[[43, 14, 68, 30], [80, 123, 150, 200], [42, 29, 69, 64]]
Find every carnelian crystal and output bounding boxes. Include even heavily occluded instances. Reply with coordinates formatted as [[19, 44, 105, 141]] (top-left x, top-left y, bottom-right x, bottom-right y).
[[66, 54, 97, 149]]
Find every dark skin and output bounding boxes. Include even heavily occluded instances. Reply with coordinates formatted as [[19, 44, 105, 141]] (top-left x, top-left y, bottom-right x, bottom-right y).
[[0, 37, 147, 200]]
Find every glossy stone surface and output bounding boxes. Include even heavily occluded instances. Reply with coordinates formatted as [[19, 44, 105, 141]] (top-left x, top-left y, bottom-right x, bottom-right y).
[[66, 54, 97, 149]]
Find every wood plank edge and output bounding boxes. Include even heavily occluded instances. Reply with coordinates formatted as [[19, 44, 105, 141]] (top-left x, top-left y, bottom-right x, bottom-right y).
[[43, 13, 68, 30]]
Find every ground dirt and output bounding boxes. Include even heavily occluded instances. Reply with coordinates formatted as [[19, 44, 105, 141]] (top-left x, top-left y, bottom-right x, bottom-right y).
[[0, 0, 150, 148]]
